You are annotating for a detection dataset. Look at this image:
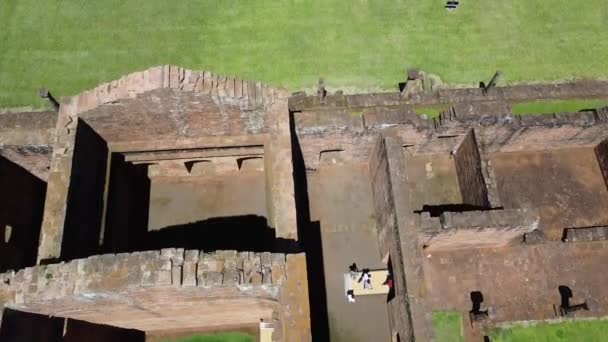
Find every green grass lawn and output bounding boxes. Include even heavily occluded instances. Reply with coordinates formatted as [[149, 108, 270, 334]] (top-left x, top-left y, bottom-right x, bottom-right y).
[[414, 105, 450, 118], [432, 311, 464, 342], [162, 332, 254, 342], [512, 99, 608, 115], [1, 1, 607, 108], [490, 319, 608, 342]]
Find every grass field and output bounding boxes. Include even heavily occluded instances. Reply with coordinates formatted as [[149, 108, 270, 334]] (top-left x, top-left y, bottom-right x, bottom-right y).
[[432, 311, 464, 342], [1, 1, 607, 108], [512, 99, 608, 115], [490, 319, 608, 342], [162, 332, 254, 342]]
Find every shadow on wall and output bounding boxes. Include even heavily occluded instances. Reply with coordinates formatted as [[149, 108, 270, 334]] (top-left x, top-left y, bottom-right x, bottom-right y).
[[414, 204, 493, 217], [60, 120, 108, 261], [100, 153, 296, 254], [0, 156, 47, 272], [140, 215, 279, 252], [0, 308, 145, 342], [290, 111, 330, 341]]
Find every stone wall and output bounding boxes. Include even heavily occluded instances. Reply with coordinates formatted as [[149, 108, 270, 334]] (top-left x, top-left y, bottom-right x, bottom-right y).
[[79, 88, 272, 144], [453, 129, 490, 207], [64, 65, 282, 117], [289, 80, 608, 111], [368, 137, 414, 341], [37, 65, 297, 261], [0, 250, 307, 339], [0, 156, 47, 272], [297, 131, 376, 171], [434, 110, 608, 153], [369, 137, 396, 261], [419, 209, 540, 251], [0, 112, 56, 146], [563, 226, 608, 242], [369, 136, 434, 341], [0, 111, 56, 181], [595, 138, 608, 190]]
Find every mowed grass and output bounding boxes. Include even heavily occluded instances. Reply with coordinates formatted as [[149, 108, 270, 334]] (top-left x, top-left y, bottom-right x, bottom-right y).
[[490, 320, 608, 342], [512, 99, 608, 114], [432, 311, 464, 342], [162, 332, 254, 342], [1, 0, 607, 108]]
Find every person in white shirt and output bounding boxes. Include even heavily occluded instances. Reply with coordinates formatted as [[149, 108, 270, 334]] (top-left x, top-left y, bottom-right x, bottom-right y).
[[360, 270, 372, 290], [347, 290, 356, 303]]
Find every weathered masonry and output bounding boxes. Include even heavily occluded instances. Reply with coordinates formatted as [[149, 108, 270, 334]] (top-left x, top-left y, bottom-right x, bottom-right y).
[[2, 65, 608, 341]]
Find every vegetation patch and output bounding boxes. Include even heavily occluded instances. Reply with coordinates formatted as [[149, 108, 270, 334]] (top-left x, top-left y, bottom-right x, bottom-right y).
[[512, 99, 608, 115], [1, 1, 608, 108], [432, 311, 464, 342], [162, 332, 254, 342], [490, 319, 608, 342], [414, 106, 449, 118]]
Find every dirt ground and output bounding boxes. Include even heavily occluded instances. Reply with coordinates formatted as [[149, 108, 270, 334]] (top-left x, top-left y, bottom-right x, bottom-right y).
[[423, 241, 608, 340], [308, 164, 390, 342], [491, 147, 608, 240], [148, 171, 267, 230], [407, 154, 462, 211]]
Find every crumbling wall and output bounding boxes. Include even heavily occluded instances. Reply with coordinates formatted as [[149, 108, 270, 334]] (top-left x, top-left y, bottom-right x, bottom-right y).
[[370, 137, 396, 259], [419, 209, 540, 251], [66, 65, 282, 116], [594, 138, 608, 190], [38, 66, 294, 262], [0, 250, 293, 320], [435, 108, 608, 153], [0, 156, 47, 272], [289, 80, 608, 111], [453, 129, 490, 207], [368, 137, 435, 341], [563, 226, 608, 242], [0, 250, 308, 341], [369, 137, 413, 341]]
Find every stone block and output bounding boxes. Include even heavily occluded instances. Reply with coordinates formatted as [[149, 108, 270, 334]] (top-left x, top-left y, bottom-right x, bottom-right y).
[[260, 252, 272, 268], [221, 250, 238, 269], [250, 271, 264, 285], [524, 229, 545, 244], [198, 253, 220, 272], [200, 271, 223, 287], [272, 253, 286, 265], [262, 268, 272, 285], [225, 77, 235, 97], [217, 75, 227, 97], [161, 248, 177, 260], [202, 71, 212, 93], [223, 270, 239, 286], [271, 264, 285, 285], [184, 250, 199, 263], [182, 262, 197, 287], [234, 78, 243, 98], [171, 266, 182, 287], [156, 269, 172, 286]]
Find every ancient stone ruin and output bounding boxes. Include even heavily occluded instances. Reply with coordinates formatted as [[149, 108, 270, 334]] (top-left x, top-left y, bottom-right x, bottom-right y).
[[1, 65, 608, 341]]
